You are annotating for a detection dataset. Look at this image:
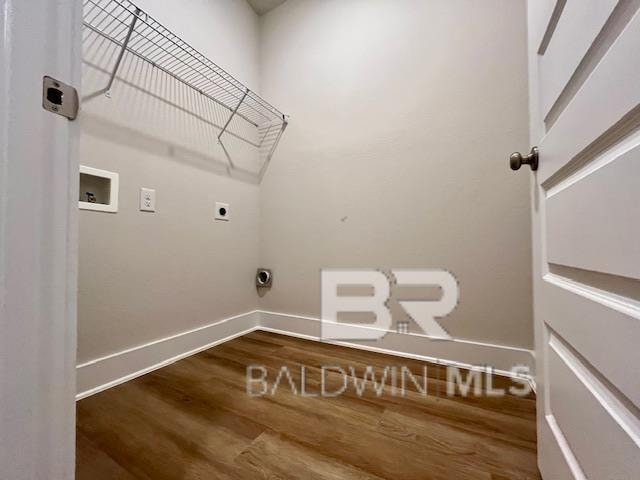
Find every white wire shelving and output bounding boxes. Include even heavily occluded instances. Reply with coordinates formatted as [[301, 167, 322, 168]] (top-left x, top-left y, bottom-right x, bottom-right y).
[[82, 0, 287, 178]]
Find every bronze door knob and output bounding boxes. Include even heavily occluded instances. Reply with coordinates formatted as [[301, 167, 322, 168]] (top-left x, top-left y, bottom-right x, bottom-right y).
[[510, 146, 539, 171]]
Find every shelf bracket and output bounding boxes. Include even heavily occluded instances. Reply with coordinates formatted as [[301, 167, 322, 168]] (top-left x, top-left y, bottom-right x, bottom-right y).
[[258, 123, 274, 148], [258, 119, 288, 180], [218, 87, 249, 142], [83, 9, 140, 101], [219, 139, 235, 170], [217, 87, 249, 168]]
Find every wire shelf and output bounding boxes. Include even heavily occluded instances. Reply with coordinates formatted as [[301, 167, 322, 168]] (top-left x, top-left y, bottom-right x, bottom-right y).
[[82, 0, 287, 176]]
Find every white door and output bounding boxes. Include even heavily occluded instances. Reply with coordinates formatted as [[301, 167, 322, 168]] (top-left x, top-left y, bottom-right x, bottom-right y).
[[526, 1, 640, 478], [0, 0, 80, 478]]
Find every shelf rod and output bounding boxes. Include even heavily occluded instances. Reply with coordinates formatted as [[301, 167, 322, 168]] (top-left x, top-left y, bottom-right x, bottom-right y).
[[218, 87, 249, 141]]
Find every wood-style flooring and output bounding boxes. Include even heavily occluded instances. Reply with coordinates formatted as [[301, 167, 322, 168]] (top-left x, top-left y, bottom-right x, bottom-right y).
[[76, 331, 541, 479]]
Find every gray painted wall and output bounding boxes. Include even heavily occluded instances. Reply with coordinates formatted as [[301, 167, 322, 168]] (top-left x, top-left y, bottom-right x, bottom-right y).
[[77, 0, 261, 364], [258, 0, 533, 349], [77, 0, 533, 366]]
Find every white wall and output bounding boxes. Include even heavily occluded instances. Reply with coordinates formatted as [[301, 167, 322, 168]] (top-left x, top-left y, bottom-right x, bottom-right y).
[[77, 0, 261, 364], [258, 0, 533, 349], [134, 0, 260, 90]]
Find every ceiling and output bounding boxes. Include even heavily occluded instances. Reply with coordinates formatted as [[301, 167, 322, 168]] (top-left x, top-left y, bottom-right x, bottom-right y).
[[247, 0, 287, 16]]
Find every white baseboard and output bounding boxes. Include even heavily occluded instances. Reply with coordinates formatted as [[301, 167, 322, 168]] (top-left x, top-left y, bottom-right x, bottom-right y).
[[76, 311, 260, 400], [259, 311, 535, 380], [76, 309, 535, 400]]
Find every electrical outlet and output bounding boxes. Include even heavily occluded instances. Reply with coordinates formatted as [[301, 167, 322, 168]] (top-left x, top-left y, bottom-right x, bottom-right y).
[[215, 202, 230, 221], [140, 188, 156, 212]]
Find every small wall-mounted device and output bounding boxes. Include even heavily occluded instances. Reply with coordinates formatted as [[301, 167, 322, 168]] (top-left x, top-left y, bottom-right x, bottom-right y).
[[256, 268, 272, 288], [139, 187, 156, 212], [215, 202, 230, 221]]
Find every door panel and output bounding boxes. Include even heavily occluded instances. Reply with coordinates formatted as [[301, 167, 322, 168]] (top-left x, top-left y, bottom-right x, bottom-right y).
[[528, 0, 640, 478], [539, 415, 584, 480], [538, 5, 640, 183], [546, 143, 640, 279], [540, 0, 618, 118], [548, 335, 640, 480], [534, 0, 566, 55], [543, 275, 640, 407]]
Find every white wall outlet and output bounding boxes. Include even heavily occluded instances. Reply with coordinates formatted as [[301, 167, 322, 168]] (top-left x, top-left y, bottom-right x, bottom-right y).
[[215, 202, 230, 221], [140, 188, 156, 212]]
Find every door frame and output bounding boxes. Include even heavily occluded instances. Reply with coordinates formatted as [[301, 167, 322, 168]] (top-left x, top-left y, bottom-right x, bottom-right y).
[[0, 0, 81, 478], [525, 0, 549, 474]]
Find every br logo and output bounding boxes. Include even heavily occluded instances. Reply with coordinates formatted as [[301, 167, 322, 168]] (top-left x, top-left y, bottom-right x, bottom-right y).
[[321, 269, 459, 341]]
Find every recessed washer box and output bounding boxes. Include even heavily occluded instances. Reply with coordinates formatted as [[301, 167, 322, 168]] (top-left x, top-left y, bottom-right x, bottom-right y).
[[215, 202, 230, 221], [79, 165, 119, 213]]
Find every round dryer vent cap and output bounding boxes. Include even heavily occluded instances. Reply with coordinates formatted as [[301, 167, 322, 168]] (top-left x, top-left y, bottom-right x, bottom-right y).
[[256, 268, 272, 287]]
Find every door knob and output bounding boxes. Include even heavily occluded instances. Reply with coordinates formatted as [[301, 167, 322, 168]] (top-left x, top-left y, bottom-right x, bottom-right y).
[[510, 146, 539, 171]]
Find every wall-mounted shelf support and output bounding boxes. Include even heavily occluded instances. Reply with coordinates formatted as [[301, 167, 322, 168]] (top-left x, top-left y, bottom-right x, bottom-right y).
[[218, 87, 249, 169], [259, 118, 288, 180], [84, 7, 139, 101], [218, 87, 249, 142]]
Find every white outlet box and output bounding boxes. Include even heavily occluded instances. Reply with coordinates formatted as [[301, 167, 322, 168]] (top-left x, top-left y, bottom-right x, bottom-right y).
[[215, 202, 230, 221], [140, 188, 156, 212]]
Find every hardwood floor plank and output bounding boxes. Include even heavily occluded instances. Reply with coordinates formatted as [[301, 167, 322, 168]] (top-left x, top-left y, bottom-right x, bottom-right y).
[[271, 344, 536, 420], [76, 431, 139, 480], [219, 335, 286, 356], [77, 381, 258, 479], [377, 409, 540, 479], [249, 331, 535, 398], [77, 332, 540, 479], [235, 431, 386, 480], [202, 342, 537, 449], [138, 369, 518, 478]]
